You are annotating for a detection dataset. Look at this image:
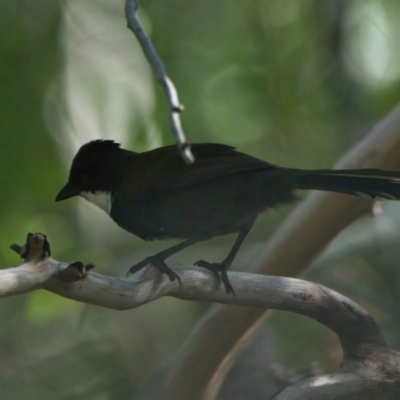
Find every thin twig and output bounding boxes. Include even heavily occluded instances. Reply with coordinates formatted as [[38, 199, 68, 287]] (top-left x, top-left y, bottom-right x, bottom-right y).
[[124, 0, 194, 164]]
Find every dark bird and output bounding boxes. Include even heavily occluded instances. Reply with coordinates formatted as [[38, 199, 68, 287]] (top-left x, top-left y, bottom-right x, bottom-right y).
[[56, 140, 400, 294]]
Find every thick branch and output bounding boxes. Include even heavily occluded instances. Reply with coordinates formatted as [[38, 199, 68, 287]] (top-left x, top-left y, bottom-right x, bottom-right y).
[[274, 372, 400, 400], [164, 104, 400, 400], [4, 235, 400, 399], [0, 247, 388, 362], [124, 0, 194, 164], [0, 245, 400, 399]]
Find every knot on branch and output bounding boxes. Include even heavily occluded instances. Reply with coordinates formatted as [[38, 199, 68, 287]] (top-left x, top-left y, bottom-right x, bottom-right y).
[[57, 261, 95, 284], [8, 233, 95, 285], [173, 104, 185, 113], [10, 232, 51, 262]]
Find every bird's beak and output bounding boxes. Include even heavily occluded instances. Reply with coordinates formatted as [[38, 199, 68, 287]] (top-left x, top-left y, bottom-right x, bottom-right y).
[[55, 182, 80, 202]]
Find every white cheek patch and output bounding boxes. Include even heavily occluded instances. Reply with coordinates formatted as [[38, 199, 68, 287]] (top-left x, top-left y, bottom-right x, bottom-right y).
[[81, 191, 113, 214]]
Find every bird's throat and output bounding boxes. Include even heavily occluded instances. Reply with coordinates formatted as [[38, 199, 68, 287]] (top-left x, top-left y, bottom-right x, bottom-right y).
[[81, 191, 113, 214]]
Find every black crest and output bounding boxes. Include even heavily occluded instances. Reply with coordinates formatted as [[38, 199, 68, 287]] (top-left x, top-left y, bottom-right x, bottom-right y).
[[77, 140, 121, 155], [72, 140, 122, 167]]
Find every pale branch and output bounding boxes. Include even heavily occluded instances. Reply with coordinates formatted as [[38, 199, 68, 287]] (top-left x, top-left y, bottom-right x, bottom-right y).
[[164, 104, 400, 400], [124, 0, 194, 164], [1, 240, 386, 360], [274, 372, 400, 400], [3, 234, 400, 399]]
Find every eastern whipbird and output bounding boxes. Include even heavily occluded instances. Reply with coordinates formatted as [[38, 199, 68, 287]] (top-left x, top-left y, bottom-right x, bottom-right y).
[[56, 140, 400, 295]]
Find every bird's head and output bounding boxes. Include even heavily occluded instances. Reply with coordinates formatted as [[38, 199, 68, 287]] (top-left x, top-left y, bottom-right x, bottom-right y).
[[55, 140, 124, 203]]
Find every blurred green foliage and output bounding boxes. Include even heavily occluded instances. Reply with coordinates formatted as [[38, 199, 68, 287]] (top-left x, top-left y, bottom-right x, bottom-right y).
[[1, 0, 400, 398]]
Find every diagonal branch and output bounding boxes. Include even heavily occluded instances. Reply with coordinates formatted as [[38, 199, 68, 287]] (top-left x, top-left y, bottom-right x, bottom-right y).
[[124, 0, 194, 164], [163, 104, 400, 400]]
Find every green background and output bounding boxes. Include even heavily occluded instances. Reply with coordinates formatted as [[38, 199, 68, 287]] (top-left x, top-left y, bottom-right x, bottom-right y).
[[1, 0, 400, 398]]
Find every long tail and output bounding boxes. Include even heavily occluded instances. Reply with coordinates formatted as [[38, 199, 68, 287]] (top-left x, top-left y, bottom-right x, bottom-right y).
[[293, 168, 400, 200]]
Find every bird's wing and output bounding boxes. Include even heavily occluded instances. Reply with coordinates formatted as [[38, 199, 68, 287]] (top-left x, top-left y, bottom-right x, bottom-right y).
[[127, 143, 277, 196]]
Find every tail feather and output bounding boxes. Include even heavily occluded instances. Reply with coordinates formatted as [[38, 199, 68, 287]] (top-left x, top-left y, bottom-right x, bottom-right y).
[[293, 169, 400, 200]]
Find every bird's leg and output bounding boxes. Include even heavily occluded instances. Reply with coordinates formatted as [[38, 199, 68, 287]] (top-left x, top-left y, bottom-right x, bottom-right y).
[[194, 220, 255, 296], [127, 238, 201, 288]]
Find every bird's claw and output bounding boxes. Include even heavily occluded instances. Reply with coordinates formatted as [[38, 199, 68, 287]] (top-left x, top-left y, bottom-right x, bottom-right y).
[[127, 257, 182, 289], [127, 259, 149, 276], [194, 260, 235, 296]]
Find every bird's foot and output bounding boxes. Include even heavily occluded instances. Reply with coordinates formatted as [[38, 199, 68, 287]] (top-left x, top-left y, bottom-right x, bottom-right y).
[[127, 257, 182, 289], [194, 260, 235, 296]]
